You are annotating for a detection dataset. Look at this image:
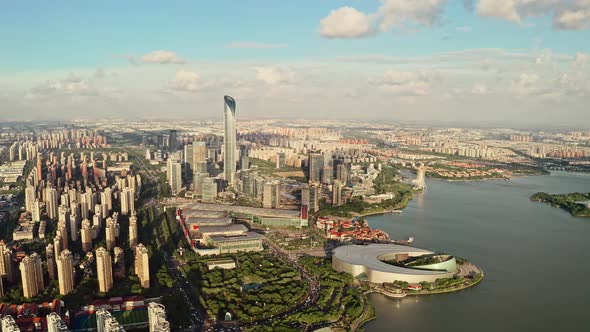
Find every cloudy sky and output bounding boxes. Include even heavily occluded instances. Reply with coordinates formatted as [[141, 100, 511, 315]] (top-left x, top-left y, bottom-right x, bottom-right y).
[[1, 1, 589, 127]]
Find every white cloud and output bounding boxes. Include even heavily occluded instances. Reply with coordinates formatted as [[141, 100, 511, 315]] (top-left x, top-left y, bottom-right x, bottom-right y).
[[370, 69, 437, 96], [377, 0, 447, 31], [477, 0, 590, 30], [575, 52, 590, 67], [228, 41, 288, 49], [255, 66, 296, 85], [142, 50, 186, 64], [471, 83, 490, 94], [168, 70, 203, 92], [319, 6, 374, 38], [29, 74, 98, 98]]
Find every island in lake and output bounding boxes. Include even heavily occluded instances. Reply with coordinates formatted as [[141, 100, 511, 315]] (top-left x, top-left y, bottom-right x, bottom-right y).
[[531, 192, 590, 217]]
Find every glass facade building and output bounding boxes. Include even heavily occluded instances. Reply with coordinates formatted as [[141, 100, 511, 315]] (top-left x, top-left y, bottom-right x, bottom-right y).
[[224, 96, 237, 186]]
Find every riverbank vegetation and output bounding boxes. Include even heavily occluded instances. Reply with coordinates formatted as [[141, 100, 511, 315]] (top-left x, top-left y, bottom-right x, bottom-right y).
[[531, 192, 590, 217], [318, 166, 414, 218]]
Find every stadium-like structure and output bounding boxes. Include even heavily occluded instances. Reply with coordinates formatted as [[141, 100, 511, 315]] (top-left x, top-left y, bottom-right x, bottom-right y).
[[332, 244, 457, 283]]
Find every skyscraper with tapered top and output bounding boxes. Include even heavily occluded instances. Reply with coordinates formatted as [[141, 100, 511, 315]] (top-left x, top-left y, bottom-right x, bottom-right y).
[[223, 95, 237, 186]]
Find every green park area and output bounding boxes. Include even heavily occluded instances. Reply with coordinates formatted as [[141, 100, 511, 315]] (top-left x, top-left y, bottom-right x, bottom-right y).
[[318, 166, 414, 217], [248, 157, 304, 179], [181, 251, 308, 322], [531, 192, 590, 217], [245, 256, 370, 332]]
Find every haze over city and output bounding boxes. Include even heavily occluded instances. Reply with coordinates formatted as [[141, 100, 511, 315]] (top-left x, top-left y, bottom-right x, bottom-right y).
[[1, 2, 590, 332], [1, 1, 590, 127]]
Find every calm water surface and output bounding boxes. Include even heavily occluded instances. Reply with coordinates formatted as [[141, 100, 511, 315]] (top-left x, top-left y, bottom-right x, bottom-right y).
[[364, 173, 590, 332]]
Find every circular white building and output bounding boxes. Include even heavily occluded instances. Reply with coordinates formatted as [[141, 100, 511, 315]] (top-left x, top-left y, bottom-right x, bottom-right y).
[[332, 244, 457, 284]]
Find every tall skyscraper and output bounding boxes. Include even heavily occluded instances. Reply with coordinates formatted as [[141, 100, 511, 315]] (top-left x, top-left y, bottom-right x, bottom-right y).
[[148, 302, 171, 332], [332, 180, 343, 206], [56, 249, 75, 295], [168, 129, 177, 151], [308, 152, 323, 183], [32, 199, 41, 222], [20, 253, 44, 299], [167, 160, 182, 196], [47, 312, 69, 332], [96, 247, 113, 293], [192, 142, 207, 165], [223, 95, 237, 186], [135, 243, 150, 288]]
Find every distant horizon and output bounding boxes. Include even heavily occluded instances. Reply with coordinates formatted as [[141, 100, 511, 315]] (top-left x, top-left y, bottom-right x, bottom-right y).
[[1, 1, 589, 127]]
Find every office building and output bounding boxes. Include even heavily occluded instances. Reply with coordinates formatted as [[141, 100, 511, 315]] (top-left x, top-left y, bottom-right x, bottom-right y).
[[263, 181, 281, 209], [135, 243, 150, 288], [169, 129, 177, 151], [20, 253, 44, 299], [201, 177, 218, 203], [56, 249, 75, 295], [223, 95, 237, 186], [193, 141, 207, 164], [308, 152, 323, 183], [167, 159, 182, 196], [47, 312, 69, 332], [302, 184, 319, 212], [96, 247, 113, 293], [332, 180, 343, 206], [148, 302, 171, 332]]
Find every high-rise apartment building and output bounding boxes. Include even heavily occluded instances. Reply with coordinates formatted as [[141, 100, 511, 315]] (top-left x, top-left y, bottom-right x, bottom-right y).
[[25, 185, 36, 213], [135, 243, 150, 288], [46, 243, 56, 280], [46, 187, 59, 219], [81, 218, 92, 252], [120, 187, 135, 215], [96, 247, 113, 293], [56, 249, 75, 295], [1, 316, 20, 332], [0, 241, 16, 283], [148, 302, 171, 332], [32, 199, 41, 222], [20, 253, 44, 299], [47, 312, 69, 332], [129, 215, 138, 248], [96, 308, 125, 332], [223, 95, 237, 186], [105, 218, 117, 251]]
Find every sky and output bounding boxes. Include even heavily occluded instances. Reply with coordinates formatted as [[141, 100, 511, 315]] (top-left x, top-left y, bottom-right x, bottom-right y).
[[1, 0, 589, 128]]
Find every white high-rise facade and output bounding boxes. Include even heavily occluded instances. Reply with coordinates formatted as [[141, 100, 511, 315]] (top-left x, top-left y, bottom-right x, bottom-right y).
[[223, 95, 237, 186]]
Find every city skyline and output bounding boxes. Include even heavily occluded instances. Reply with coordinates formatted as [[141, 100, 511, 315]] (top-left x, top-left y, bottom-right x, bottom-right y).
[[0, 1, 589, 126]]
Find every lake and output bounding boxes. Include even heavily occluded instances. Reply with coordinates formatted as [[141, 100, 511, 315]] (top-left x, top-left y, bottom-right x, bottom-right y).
[[364, 172, 590, 332]]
